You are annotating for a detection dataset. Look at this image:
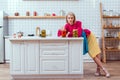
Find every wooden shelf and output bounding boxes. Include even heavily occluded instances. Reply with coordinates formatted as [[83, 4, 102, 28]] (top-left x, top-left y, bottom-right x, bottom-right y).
[[103, 15, 120, 18], [7, 16, 66, 19], [103, 27, 120, 29], [105, 37, 120, 40], [100, 3, 120, 63], [105, 49, 120, 51]]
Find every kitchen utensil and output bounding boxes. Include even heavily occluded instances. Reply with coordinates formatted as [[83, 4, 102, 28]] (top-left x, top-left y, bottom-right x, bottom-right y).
[[28, 34, 34, 36]]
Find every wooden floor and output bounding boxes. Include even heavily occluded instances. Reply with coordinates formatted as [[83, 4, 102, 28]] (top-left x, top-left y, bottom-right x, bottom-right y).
[[0, 61, 120, 80]]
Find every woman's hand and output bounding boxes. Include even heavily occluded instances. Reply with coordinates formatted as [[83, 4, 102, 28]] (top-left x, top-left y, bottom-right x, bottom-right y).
[[66, 32, 70, 37], [58, 26, 66, 37]]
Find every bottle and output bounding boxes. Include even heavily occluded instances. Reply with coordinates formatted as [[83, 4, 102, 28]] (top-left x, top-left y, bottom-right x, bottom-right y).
[[26, 11, 30, 16], [36, 27, 40, 36], [34, 11, 37, 16]]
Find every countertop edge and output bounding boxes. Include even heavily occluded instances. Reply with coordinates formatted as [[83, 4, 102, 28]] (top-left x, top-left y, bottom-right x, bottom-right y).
[[9, 37, 84, 41]]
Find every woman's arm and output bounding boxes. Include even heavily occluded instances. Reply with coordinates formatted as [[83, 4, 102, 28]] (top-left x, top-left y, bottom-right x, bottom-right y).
[[77, 21, 82, 37], [57, 26, 66, 37], [64, 24, 72, 37]]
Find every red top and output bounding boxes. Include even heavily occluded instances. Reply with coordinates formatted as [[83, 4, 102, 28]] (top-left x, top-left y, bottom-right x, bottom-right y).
[[57, 21, 91, 37]]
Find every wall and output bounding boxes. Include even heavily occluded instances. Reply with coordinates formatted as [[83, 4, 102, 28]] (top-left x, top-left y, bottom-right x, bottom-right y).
[[0, 0, 119, 36], [7, 0, 101, 36], [0, 1, 8, 11], [1, 0, 120, 61]]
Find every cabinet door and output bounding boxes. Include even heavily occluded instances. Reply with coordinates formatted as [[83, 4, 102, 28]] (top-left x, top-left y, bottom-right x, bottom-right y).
[[0, 28, 4, 63], [40, 58, 68, 74], [40, 40, 68, 74], [24, 41, 39, 74], [10, 41, 25, 74], [69, 40, 83, 74], [5, 38, 11, 62]]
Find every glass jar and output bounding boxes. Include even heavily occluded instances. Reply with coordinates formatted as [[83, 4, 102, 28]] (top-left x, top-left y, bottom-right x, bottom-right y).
[[61, 30, 66, 37], [103, 10, 107, 16], [73, 29, 78, 37], [108, 10, 113, 16], [26, 11, 30, 16]]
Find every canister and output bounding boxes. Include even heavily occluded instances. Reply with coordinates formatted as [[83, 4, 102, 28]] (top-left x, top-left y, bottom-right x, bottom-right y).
[[62, 30, 66, 37], [41, 29, 46, 37], [73, 29, 78, 37]]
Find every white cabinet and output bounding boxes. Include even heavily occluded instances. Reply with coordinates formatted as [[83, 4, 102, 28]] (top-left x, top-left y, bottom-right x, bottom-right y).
[[69, 40, 83, 74], [24, 41, 39, 74], [5, 37, 11, 62], [10, 38, 83, 79], [10, 41, 25, 74], [40, 40, 68, 74], [10, 41, 39, 74]]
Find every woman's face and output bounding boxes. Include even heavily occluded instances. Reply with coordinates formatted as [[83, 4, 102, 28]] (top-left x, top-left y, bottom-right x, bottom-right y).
[[67, 15, 74, 25]]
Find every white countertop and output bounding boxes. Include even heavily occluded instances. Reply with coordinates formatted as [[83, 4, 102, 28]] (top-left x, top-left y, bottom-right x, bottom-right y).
[[9, 36, 83, 41], [4, 36, 12, 38]]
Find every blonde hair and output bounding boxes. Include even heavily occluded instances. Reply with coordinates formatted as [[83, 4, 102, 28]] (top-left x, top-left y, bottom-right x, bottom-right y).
[[66, 12, 76, 23]]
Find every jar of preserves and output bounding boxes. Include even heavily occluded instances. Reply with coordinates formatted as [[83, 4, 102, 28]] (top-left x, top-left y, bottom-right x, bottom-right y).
[[26, 11, 30, 16], [15, 12, 19, 16], [33, 11, 37, 16], [61, 30, 66, 37], [73, 29, 78, 37], [41, 29, 46, 37]]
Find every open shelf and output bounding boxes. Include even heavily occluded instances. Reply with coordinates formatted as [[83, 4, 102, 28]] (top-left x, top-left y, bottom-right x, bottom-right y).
[[105, 37, 120, 40], [103, 15, 120, 18], [105, 49, 120, 52], [103, 27, 120, 29], [7, 16, 66, 19], [100, 2, 120, 63]]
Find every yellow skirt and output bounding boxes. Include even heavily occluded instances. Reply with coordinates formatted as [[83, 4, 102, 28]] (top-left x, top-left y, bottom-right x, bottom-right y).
[[87, 33, 101, 58]]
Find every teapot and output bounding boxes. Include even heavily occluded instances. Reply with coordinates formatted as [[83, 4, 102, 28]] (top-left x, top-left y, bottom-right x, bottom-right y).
[[59, 10, 65, 16]]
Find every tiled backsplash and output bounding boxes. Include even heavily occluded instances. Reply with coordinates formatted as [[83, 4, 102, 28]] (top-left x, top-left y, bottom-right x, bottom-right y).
[[7, 0, 101, 36], [8, 19, 65, 36], [1, 0, 120, 37]]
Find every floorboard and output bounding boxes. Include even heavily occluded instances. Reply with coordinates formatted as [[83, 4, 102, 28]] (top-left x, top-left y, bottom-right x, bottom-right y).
[[0, 61, 120, 80]]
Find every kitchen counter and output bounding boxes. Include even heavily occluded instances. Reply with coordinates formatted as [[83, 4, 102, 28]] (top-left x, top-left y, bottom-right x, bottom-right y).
[[4, 36, 12, 38], [9, 37, 84, 79], [9, 36, 83, 40]]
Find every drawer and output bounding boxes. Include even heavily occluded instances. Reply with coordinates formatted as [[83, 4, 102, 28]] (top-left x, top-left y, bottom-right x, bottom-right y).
[[40, 58, 68, 74], [40, 48, 68, 56], [40, 40, 68, 48]]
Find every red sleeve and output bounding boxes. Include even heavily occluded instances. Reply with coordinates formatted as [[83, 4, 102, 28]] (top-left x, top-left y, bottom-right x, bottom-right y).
[[64, 24, 69, 33], [83, 29, 91, 37], [57, 29, 62, 37], [77, 21, 82, 37]]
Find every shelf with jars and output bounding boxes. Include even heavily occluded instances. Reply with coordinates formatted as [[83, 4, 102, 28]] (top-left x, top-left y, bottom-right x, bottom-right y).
[[7, 16, 66, 19], [100, 3, 120, 63], [103, 15, 120, 18]]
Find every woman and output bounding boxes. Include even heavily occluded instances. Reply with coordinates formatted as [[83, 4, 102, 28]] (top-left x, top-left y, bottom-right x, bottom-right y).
[[58, 12, 110, 78]]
